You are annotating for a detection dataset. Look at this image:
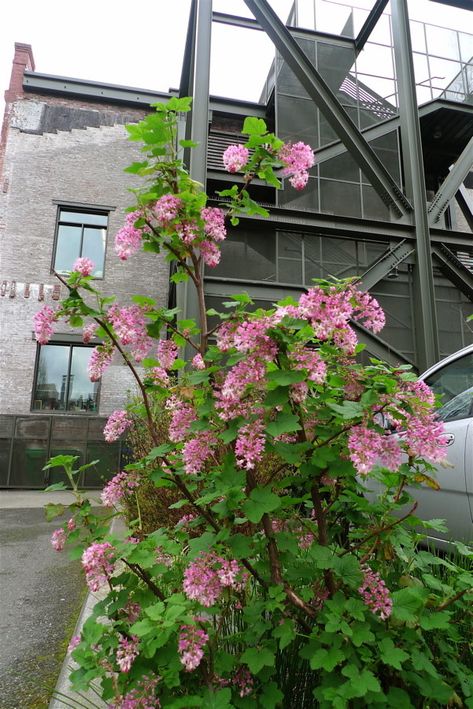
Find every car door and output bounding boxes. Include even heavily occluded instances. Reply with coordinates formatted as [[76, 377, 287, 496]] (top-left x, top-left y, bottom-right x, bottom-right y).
[[416, 349, 473, 543]]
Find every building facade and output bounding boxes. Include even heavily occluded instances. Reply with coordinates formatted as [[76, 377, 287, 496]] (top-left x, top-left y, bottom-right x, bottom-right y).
[[1, 0, 472, 488]]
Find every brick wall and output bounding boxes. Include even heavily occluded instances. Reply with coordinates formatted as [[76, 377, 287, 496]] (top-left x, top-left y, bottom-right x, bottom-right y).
[[0, 97, 169, 416]]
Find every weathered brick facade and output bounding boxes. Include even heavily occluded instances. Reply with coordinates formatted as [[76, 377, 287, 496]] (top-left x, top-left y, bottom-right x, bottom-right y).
[[0, 45, 169, 484]]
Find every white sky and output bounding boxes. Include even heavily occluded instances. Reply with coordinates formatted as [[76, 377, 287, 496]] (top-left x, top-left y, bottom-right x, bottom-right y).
[[1, 0, 472, 118]]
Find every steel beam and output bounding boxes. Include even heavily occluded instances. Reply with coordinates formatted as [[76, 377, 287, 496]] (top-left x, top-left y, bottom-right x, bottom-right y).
[[428, 136, 473, 226], [391, 0, 439, 370], [432, 244, 473, 301], [456, 184, 473, 232], [355, 0, 390, 52], [357, 240, 414, 291], [243, 0, 411, 218]]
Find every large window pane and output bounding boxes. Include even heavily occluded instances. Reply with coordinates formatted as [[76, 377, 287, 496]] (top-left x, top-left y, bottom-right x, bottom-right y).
[[60, 211, 107, 226], [54, 225, 81, 273], [213, 230, 276, 281], [82, 228, 106, 277], [33, 345, 70, 411], [68, 347, 99, 412]]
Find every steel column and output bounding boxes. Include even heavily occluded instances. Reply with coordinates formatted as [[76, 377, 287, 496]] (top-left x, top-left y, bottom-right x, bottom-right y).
[[391, 0, 439, 370], [428, 136, 473, 225], [357, 241, 414, 291], [456, 184, 473, 232], [243, 0, 411, 219], [355, 0, 390, 52]]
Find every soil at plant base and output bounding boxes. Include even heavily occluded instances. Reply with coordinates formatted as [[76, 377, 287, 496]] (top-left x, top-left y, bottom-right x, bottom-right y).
[[0, 508, 86, 709]]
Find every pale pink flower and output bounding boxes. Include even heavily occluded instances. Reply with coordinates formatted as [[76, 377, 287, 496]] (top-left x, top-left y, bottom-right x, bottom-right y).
[[108, 305, 152, 362], [82, 322, 98, 343], [108, 673, 160, 708], [278, 141, 314, 191], [67, 635, 81, 652], [223, 144, 249, 173], [183, 431, 217, 475], [201, 207, 227, 242], [114, 210, 147, 261], [157, 339, 178, 370], [33, 305, 57, 344], [154, 195, 181, 227], [358, 566, 393, 620], [150, 366, 170, 386], [191, 353, 205, 370], [88, 345, 113, 381], [289, 170, 309, 190], [116, 635, 139, 673], [165, 396, 196, 442], [51, 528, 66, 551], [350, 287, 385, 334], [290, 346, 326, 384], [81, 542, 115, 592], [178, 624, 209, 671], [72, 257, 95, 276], [67, 518, 76, 532], [348, 426, 401, 475], [123, 601, 141, 624], [233, 667, 254, 697], [101, 470, 140, 506], [199, 239, 221, 267], [103, 410, 132, 443], [235, 419, 266, 470]]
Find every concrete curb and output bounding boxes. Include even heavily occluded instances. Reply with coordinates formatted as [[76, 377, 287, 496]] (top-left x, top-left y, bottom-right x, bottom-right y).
[[49, 516, 126, 709]]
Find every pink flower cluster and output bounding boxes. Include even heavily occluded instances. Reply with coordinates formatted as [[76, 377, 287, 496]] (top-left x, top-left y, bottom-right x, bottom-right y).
[[157, 339, 178, 369], [183, 553, 246, 607], [81, 542, 115, 592], [202, 207, 227, 242], [348, 425, 402, 475], [165, 396, 196, 442], [278, 141, 315, 191], [123, 600, 141, 624], [51, 528, 66, 551], [154, 195, 182, 227], [183, 430, 217, 474], [116, 635, 139, 673], [68, 635, 81, 653], [115, 210, 148, 261], [101, 470, 140, 507], [82, 322, 98, 343], [290, 346, 327, 384], [235, 419, 266, 470], [103, 410, 133, 443], [108, 674, 160, 708], [108, 305, 152, 361], [178, 624, 209, 671], [72, 257, 95, 276], [191, 353, 205, 370], [358, 565, 393, 620], [33, 305, 57, 344], [233, 666, 254, 697], [222, 144, 250, 173], [88, 345, 114, 381]]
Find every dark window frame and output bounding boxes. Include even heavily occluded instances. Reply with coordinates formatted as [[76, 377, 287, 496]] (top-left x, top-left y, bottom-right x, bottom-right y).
[[31, 340, 101, 415], [51, 206, 110, 279]]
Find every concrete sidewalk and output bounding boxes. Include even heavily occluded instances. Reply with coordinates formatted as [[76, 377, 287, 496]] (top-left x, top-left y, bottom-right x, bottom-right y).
[[0, 489, 101, 509]]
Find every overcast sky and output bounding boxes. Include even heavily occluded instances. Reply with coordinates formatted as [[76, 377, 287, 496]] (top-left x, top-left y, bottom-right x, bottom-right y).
[[1, 0, 471, 116]]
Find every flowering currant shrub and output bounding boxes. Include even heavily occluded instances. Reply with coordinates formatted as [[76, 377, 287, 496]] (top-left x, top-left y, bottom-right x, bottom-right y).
[[39, 98, 472, 708]]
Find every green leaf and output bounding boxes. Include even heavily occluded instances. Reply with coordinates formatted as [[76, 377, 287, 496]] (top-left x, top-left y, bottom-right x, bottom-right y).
[[267, 369, 306, 386], [392, 587, 428, 622], [130, 618, 156, 637], [201, 688, 232, 709], [273, 441, 311, 465], [227, 534, 253, 559], [378, 638, 410, 669], [147, 444, 173, 460], [419, 611, 452, 630], [179, 139, 199, 148], [43, 454, 77, 470], [124, 161, 149, 174], [242, 487, 281, 523], [43, 482, 68, 493], [259, 682, 284, 708], [310, 647, 345, 672], [266, 412, 301, 438], [332, 555, 363, 589], [273, 618, 296, 650], [144, 602, 165, 621], [240, 647, 275, 674], [187, 532, 217, 559], [341, 666, 381, 698], [242, 116, 267, 136], [327, 400, 364, 419], [44, 503, 66, 521]]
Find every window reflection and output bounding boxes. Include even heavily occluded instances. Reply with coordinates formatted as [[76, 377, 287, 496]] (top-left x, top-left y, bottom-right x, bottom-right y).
[[53, 209, 108, 278], [33, 344, 99, 413]]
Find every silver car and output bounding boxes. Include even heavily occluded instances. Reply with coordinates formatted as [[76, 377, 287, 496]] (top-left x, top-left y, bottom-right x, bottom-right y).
[[414, 344, 473, 546]]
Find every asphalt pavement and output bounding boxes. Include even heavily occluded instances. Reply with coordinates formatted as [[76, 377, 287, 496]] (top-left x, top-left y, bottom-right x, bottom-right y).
[[0, 491, 98, 709]]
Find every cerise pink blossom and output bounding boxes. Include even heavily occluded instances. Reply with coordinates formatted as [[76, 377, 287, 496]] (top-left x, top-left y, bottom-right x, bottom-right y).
[[116, 635, 139, 673], [101, 470, 140, 507], [235, 419, 266, 470], [347, 426, 402, 475], [201, 207, 227, 242], [278, 141, 315, 191], [165, 396, 197, 442], [88, 345, 114, 381], [183, 430, 217, 475], [82, 322, 98, 343], [33, 305, 58, 344], [81, 542, 115, 592], [290, 346, 327, 384], [108, 305, 152, 362], [183, 553, 245, 607], [191, 353, 205, 370], [358, 566, 393, 620], [103, 410, 133, 443], [51, 528, 66, 551], [178, 624, 209, 672], [157, 339, 179, 370], [72, 257, 95, 276], [154, 194, 182, 227], [114, 210, 147, 261], [223, 144, 250, 173], [199, 239, 221, 267]]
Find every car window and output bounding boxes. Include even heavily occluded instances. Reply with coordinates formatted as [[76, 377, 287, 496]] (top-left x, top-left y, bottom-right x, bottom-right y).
[[425, 352, 473, 423]]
